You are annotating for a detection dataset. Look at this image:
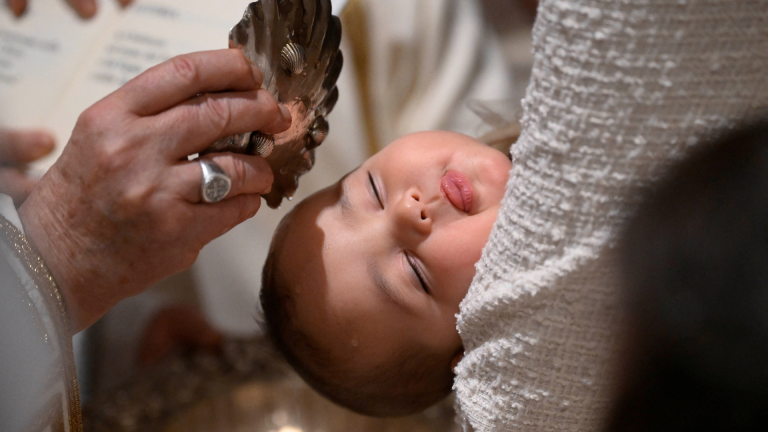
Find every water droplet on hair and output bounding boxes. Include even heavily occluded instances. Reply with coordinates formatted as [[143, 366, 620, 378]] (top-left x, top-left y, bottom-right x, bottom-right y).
[[351, 338, 359, 347]]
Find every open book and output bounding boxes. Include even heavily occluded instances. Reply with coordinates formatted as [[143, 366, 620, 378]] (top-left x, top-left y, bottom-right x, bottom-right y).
[[0, 0, 268, 173]]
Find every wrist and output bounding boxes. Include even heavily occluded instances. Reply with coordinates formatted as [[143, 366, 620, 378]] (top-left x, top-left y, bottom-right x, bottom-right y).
[[18, 173, 113, 332]]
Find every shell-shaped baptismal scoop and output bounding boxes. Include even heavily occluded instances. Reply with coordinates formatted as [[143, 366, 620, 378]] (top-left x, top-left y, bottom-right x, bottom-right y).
[[207, 0, 343, 208]]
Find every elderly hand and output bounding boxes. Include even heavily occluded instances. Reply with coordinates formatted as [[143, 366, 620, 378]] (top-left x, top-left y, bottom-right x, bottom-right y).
[[18, 49, 291, 332], [5, 0, 133, 19], [0, 129, 54, 205]]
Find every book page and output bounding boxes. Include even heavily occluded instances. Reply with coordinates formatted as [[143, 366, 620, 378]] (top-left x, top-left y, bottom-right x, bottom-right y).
[[5, 0, 251, 173], [0, 0, 120, 127]]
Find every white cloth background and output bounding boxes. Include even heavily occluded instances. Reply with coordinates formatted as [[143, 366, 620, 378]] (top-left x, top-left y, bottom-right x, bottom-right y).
[[361, 0, 515, 147], [454, 1, 768, 430]]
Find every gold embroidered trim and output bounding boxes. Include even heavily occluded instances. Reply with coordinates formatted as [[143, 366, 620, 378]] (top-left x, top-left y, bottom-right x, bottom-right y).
[[0, 215, 83, 432]]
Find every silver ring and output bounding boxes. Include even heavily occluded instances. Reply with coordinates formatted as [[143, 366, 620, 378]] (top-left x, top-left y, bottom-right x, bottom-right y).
[[199, 159, 231, 203]]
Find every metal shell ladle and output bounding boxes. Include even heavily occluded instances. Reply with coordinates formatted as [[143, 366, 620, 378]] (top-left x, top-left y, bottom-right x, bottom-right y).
[[205, 0, 342, 208]]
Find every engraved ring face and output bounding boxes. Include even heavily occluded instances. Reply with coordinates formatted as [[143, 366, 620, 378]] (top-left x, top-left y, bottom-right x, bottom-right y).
[[200, 159, 232, 203]]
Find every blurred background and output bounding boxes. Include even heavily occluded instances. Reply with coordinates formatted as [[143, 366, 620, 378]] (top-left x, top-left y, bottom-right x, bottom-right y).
[[7, 0, 768, 430]]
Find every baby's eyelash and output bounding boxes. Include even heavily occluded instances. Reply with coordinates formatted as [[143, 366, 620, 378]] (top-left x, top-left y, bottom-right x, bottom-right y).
[[368, 172, 384, 208], [406, 253, 429, 294]]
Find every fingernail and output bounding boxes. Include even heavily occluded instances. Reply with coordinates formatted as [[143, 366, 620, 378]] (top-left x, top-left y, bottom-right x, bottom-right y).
[[279, 105, 292, 124]]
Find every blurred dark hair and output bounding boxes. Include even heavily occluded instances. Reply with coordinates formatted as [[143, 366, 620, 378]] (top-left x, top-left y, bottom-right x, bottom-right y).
[[609, 119, 768, 431]]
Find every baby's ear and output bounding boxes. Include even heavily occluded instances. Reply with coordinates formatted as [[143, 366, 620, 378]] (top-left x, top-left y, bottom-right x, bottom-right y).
[[451, 349, 465, 373]]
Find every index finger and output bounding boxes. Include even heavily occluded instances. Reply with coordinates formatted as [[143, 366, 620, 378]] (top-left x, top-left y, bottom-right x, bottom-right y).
[[112, 50, 263, 116]]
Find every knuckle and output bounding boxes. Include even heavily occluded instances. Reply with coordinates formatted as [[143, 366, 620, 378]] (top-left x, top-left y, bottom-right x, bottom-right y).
[[234, 54, 255, 81], [260, 92, 281, 118], [91, 143, 122, 171], [168, 55, 200, 86], [91, 135, 136, 173], [73, 103, 134, 164], [256, 155, 273, 177], [201, 96, 232, 136], [155, 217, 183, 239], [75, 106, 102, 132], [255, 158, 274, 192], [114, 183, 155, 216], [218, 156, 272, 195], [230, 158, 250, 193]]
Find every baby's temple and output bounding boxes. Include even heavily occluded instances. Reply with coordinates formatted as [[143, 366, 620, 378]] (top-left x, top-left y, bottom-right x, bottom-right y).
[[1, 0, 768, 431]]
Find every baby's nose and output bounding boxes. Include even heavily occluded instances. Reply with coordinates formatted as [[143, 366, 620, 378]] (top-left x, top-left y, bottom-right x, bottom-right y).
[[393, 189, 431, 237]]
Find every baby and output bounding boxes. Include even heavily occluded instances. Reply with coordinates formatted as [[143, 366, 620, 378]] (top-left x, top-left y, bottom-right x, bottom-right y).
[[260, 131, 512, 416]]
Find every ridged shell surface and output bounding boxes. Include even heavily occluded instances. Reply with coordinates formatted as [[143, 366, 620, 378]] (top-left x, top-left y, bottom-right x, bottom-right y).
[[308, 116, 329, 149], [280, 43, 307, 76], [250, 132, 274, 157], [207, 0, 343, 208]]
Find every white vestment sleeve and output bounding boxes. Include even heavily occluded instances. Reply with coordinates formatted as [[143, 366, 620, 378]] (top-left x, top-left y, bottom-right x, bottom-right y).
[[0, 194, 82, 431], [454, 1, 768, 431]]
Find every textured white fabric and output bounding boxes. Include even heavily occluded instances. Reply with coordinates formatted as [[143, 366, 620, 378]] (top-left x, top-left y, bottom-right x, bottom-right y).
[[454, 1, 768, 431]]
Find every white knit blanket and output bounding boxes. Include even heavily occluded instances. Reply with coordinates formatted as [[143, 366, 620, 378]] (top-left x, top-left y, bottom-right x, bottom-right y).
[[454, 1, 768, 430]]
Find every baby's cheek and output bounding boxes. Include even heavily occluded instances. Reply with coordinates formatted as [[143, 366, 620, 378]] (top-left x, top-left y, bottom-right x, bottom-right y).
[[430, 233, 481, 277]]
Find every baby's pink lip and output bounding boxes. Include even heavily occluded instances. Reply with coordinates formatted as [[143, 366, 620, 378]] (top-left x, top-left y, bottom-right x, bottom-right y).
[[441, 171, 474, 213]]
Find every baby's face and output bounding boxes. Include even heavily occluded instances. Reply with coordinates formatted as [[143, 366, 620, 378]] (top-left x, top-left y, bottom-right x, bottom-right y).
[[278, 131, 511, 375]]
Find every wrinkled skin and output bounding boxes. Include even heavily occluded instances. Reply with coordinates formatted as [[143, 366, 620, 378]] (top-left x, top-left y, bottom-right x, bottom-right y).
[[18, 49, 291, 333]]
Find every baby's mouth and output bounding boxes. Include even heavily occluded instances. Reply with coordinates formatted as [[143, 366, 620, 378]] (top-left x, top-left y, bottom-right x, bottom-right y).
[[441, 171, 474, 213]]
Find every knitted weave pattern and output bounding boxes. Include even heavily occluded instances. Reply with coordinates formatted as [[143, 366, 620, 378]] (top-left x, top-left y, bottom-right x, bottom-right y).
[[454, 1, 768, 431]]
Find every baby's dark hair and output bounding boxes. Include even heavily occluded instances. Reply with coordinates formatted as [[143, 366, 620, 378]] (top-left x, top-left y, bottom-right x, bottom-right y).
[[260, 215, 455, 417]]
